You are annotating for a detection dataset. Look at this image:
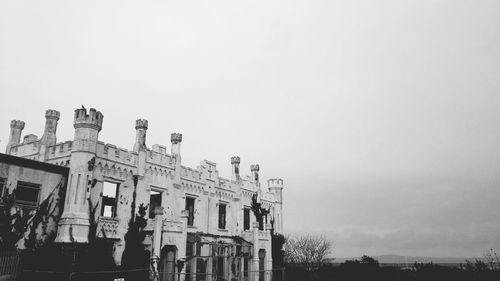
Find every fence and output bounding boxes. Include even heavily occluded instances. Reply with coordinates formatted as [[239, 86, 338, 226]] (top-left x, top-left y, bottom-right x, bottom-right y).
[[16, 267, 286, 281], [0, 251, 20, 280]]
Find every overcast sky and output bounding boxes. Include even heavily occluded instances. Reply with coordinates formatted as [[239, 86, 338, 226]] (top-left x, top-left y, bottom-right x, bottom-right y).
[[1, 0, 499, 258]]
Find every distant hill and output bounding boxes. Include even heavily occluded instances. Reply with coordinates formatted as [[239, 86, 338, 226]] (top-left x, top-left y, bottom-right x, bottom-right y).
[[331, 255, 479, 265]]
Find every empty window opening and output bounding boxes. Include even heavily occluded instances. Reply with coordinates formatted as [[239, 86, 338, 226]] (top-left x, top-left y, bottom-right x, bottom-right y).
[[243, 208, 250, 230], [101, 181, 119, 217], [15, 181, 40, 208], [0, 178, 6, 198], [185, 197, 195, 226], [218, 203, 227, 229], [149, 190, 162, 218]]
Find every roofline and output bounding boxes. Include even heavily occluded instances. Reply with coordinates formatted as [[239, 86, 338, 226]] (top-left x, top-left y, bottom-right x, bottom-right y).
[[0, 153, 70, 176]]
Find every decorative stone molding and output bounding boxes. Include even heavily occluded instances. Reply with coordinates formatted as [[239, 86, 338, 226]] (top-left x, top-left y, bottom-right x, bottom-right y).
[[96, 217, 120, 239]]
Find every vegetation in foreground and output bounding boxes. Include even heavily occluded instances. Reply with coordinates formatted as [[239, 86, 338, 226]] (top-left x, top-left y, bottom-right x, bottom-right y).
[[282, 233, 500, 281]]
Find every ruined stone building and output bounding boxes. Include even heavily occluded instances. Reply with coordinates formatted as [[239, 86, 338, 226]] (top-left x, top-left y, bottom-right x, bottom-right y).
[[2, 107, 284, 281]]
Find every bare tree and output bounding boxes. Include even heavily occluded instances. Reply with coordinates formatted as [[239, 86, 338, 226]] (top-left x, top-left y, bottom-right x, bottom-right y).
[[484, 248, 500, 271], [283, 233, 332, 270]]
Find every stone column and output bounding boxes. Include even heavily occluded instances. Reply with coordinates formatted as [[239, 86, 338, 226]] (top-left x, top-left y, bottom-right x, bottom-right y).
[[179, 209, 189, 281], [250, 165, 260, 185], [264, 224, 273, 281], [252, 222, 260, 281], [39, 109, 60, 161], [133, 119, 148, 152], [206, 244, 213, 281], [152, 206, 164, 281], [231, 156, 241, 181], [171, 133, 182, 183]]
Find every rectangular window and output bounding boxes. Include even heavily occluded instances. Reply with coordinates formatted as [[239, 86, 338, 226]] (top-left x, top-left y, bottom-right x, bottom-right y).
[[15, 181, 40, 208], [218, 203, 226, 229], [185, 197, 195, 226], [0, 178, 6, 198], [101, 181, 119, 217], [149, 190, 162, 219], [244, 208, 250, 230]]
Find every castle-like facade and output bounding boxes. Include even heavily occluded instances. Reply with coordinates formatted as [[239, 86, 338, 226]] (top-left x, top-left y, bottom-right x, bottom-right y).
[[4, 107, 284, 281]]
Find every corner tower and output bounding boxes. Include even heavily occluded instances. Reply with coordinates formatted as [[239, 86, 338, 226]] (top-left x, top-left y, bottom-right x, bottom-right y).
[[56, 107, 103, 243], [268, 178, 284, 233]]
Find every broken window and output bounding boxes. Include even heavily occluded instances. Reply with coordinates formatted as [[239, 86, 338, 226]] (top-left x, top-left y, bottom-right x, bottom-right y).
[[218, 203, 226, 229], [243, 208, 250, 230], [185, 196, 195, 226], [101, 181, 119, 217], [15, 181, 40, 208], [149, 190, 162, 219]]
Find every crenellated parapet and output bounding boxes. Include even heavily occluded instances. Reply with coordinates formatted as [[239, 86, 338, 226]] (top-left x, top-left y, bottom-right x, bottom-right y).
[[146, 150, 174, 169], [23, 134, 38, 144], [47, 141, 73, 159], [170, 133, 182, 144], [10, 120, 25, 130], [74, 107, 103, 132], [135, 119, 148, 130], [267, 178, 283, 189], [250, 164, 260, 172], [231, 156, 240, 164], [98, 143, 137, 165], [45, 109, 60, 120]]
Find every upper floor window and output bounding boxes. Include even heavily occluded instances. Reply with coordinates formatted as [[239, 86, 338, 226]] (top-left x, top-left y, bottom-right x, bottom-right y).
[[185, 197, 195, 226], [243, 208, 250, 230], [0, 178, 6, 198], [15, 181, 40, 208], [218, 203, 227, 229], [101, 181, 119, 217], [149, 190, 162, 219]]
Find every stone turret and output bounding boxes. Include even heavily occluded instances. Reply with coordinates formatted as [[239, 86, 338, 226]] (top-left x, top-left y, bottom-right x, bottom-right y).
[[5, 120, 25, 154], [40, 109, 60, 147], [56, 107, 103, 243], [133, 119, 148, 152], [171, 133, 182, 155], [268, 178, 284, 233], [250, 164, 260, 184], [171, 133, 182, 182], [231, 156, 241, 181]]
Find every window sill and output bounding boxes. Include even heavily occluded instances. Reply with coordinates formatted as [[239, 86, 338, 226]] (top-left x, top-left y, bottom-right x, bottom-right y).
[[218, 228, 228, 232]]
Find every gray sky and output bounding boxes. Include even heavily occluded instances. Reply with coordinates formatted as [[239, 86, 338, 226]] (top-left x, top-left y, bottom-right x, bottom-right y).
[[1, 0, 499, 258]]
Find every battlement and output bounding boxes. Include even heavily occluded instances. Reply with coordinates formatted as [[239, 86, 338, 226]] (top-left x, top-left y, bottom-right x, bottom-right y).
[[23, 134, 38, 144], [231, 156, 240, 164], [268, 178, 284, 189], [181, 166, 202, 181], [10, 120, 25, 129], [135, 119, 148, 130], [97, 142, 136, 165], [152, 144, 167, 155], [171, 133, 182, 144], [48, 141, 73, 159], [73, 107, 103, 132], [147, 149, 174, 168], [45, 109, 60, 120], [250, 164, 260, 172]]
